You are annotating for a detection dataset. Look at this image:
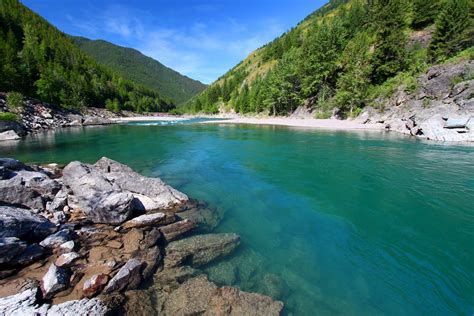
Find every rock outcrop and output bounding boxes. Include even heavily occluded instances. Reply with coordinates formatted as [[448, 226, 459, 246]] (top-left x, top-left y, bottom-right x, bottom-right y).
[[0, 157, 282, 315], [359, 59, 474, 142]]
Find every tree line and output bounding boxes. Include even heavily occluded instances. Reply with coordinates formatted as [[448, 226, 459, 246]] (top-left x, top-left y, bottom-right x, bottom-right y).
[[0, 0, 174, 112], [186, 0, 473, 117]]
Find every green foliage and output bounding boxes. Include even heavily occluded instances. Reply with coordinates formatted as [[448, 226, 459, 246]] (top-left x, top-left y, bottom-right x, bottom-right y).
[[429, 0, 473, 61], [6, 91, 24, 110], [105, 98, 120, 113], [411, 0, 441, 30], [333, 33, 372, 116], [0, 112, 19, 122], [72, 37, 206, 104], [0, 0, 174, 112], [371, 0, 408, 84]]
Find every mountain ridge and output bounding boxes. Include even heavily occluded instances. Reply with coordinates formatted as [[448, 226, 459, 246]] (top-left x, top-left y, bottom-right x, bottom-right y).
[[72, 36, 207, 105]]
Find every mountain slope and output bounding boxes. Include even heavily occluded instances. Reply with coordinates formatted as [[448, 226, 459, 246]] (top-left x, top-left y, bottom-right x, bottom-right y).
[[0, 0, 173, 112], [185, 0, 473, 116], [72, 37, 207, 105]]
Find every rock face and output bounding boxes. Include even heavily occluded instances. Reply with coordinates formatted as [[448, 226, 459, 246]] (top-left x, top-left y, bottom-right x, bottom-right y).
[[0, 287, 49, 315], [62, 161, 134, 224], [360, 59, 474, 142], [165, 233, 240, 268], [162, 275, 284, 316], [94, 157, 189, 210], [0, 205, 56, 240]]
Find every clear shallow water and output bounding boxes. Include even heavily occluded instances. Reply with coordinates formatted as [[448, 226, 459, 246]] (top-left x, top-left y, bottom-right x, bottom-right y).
[[1, 123, 473, 315]]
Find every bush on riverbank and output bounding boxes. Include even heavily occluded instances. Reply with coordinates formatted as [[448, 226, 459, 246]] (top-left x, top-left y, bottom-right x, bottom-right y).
[[0, 112, 19, 122]]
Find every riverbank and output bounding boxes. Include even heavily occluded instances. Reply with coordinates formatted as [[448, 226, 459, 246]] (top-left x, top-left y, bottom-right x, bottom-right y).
[[0, 157, 283, 315], [200, 116, 386, 131]]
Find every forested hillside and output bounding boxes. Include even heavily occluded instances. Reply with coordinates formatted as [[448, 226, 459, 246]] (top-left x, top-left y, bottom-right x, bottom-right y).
[[0, 0, 174, 112], [72, 37, 206, 105], [184, 0, 473, 117]]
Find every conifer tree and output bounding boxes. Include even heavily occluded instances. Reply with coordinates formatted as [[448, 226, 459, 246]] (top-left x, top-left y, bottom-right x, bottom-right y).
[[428, 0, 473, 61], [371, 0, 408, 84], [411, 0, 441, 30]]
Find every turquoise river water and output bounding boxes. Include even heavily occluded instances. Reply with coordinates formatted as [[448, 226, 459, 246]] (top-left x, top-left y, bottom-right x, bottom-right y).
[[1, 121, 473, 315]]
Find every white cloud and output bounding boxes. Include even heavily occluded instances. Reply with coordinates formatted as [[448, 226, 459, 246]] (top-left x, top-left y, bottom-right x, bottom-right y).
[[66, 5, 285, 84]]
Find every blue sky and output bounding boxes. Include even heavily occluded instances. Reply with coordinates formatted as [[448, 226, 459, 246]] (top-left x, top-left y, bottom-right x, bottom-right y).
[[22, 0, 326, 84]]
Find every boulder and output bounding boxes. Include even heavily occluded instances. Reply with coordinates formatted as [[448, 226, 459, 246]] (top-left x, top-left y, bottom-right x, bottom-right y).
[[103, 258, 143, 293], [14, 170, 61, 199], [159, 219, 196, 242], [12, 244, 44, 266], [62, 161, 134, 224], [55, 252, 80, 267], [59, 240, 75, 252], [162, 275, 283, 316], [46, 187, 68, 213], [94, 157, 188, 210], [41, 264, 70, 298], [0, 205, 56, 240], [0, 121, 26, 136], [165, 233, 240, 268], [40, 229, 74, 249], [82, 274, 109, 298], [0, 176, 45, 209], [0, 130, 20, 141], [0, 237, 27, 264], [0, 157, 27, 170], [0, 287, 49, 315]]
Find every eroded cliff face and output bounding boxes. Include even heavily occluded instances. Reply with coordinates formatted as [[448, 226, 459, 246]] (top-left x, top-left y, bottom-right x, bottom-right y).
[[359, 59, 474, 142]]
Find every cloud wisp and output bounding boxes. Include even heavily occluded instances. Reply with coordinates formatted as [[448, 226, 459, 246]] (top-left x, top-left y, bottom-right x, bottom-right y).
[[66, 4, 284, 83]]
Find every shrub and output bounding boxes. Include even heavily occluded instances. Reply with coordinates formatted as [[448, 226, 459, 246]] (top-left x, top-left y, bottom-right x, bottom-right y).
[[0, 112, 19, 122], [6, 92, 24, 110]]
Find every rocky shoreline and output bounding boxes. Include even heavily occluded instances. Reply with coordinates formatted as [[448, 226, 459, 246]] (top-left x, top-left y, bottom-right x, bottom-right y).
[[0, 157, 283, 315]]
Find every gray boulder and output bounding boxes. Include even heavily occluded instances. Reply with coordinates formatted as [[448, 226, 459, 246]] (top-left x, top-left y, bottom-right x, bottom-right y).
[[0, 158, 27, 170], [12, 244, 44, 266], [82, 116, 113, 126], [95, 157, 188, 210], [165, 233, 240, 268], [41, 264, 70, 299], [104, 258, 143, 293], [0, 175, 44, 209], [0, 121, 26, 136], [39, 229, 74, 249], [0, 205, 56, 240], [0, 237, 27, 264], [62, 161, 134, 224], [46, 187, 68, 213]]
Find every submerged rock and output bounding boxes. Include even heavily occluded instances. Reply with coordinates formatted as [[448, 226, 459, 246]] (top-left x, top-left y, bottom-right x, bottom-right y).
[[165, 233, 240, 268], [104, 258, 143, 293], [162, 275, 283, 316], [62, 161, 134, 224], [159, 219, 196, 242]]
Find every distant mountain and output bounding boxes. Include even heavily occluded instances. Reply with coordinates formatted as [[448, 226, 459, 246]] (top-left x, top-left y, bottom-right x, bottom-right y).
[[0, 0, 173, 112], [72, 37, 207, 104]]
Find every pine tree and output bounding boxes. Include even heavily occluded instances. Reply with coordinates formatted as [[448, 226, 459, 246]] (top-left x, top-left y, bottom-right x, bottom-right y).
[[411, 0, 441, 30], [371, 0, 408, 84], [428, 0, 473, 61]]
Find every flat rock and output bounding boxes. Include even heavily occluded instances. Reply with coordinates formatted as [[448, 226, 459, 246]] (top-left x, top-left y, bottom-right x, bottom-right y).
[[160, 219, 196, 242], [103, 258, 143, 293], [122, 212, 168, 229], [62, 161, 134, 224], [55, 252, 80, 267], [162, 275, 284, 316], [41, 264, 70, 299], [165, 233, 240, 268], [0, 287, 49, 315], [94, 157, 188, 210], [82, 273, 109, 298], [0, 205, 56, 240]]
